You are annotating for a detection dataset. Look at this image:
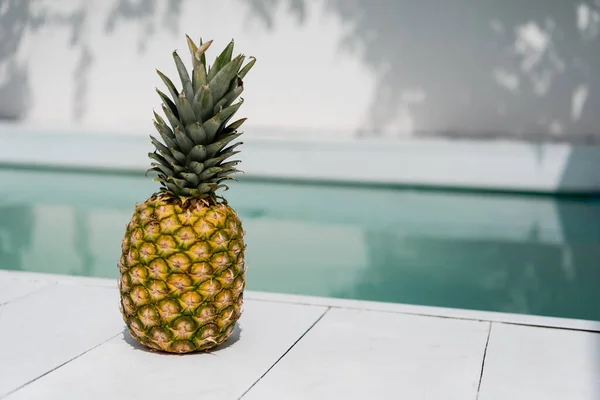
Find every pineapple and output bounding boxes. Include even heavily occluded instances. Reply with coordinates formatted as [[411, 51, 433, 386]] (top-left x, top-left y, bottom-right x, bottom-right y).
[[118, 35, 255, 353]]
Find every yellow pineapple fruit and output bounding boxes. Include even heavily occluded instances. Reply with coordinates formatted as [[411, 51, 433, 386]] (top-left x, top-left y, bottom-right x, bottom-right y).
[[118, 35, 255, 353]]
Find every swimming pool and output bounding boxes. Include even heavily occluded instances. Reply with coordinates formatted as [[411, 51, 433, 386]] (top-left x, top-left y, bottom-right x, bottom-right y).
[[1, 166, 599, 321]]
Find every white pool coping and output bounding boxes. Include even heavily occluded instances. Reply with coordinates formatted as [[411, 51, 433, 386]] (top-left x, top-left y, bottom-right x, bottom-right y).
[[1, 269, 599, 400], [2, 121, 600, 194]]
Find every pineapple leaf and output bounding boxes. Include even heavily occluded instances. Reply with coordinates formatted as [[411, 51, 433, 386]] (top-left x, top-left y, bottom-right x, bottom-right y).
[[197, 38, 208, 70], [167, 176, 188, 188], [196, 40, 213, 61], [214, 85, 243, 114], [161, 104, 184, 132], [165, 181, 180, 193], [207, 55, 219, 82], [171, 163, 186, 173], [180, 172, 200, 186], [204, 150, 240, 168], [198, 166, 222, 181], [227, 118, 247, 131], [185, 34, 198, 67], [149, 151, 176, 168], [209, 55, 244, 103], [239, 56, 256, 79], [153, 121, 177, 148], [173, 127, 194, 154], [153, 111, 172, 134], [150, 135, 173, 158], [189, 144, 208, 162], [207, 40, 234, 82], [192, 64, 207, 94], [198, 183, 219, 193], [173, 50, 194, 103], [156, 89, 179, 119], [206, 132, 243, 158], [217, 141, 243, 156], [193, 85, 214, 122], [156, 70, 179, 104], [170, 148, 187, 164], [215, 168, 242, 179], [149, 162, 174, 176], [179, 187, 195, 197], [187, 161, 204, 174], [220, 160, 241, 169], [203, 99, 244, 143], [186, 123, 207, 145], [217, 39, 235, 68], [177, 94, 197, 126]]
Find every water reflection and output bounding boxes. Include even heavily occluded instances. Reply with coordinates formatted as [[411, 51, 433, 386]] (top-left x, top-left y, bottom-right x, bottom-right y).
[[0, 203, 34, 272], [0, 168, 599, 321]]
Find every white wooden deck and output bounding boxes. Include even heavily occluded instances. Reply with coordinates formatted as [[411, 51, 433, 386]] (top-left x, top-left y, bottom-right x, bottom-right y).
[[1, 269, 599, 400]]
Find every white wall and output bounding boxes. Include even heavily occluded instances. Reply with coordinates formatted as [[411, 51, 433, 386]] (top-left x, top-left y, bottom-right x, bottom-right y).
[[1, 0, 599, 142]]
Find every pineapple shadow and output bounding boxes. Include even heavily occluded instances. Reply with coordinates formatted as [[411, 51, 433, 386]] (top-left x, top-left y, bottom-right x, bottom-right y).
[[121, 324, 243, 355]]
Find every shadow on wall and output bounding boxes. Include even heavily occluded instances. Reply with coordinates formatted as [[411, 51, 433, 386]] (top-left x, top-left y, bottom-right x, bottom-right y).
[[241, 0, 600, 143], [558, 144, 600, 192], [0, 0, 183, 122], [1, 0, 599, 144]]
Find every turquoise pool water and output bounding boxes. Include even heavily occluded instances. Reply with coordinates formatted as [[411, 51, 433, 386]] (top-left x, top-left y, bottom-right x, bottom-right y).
[[1, 167, 599, 321]]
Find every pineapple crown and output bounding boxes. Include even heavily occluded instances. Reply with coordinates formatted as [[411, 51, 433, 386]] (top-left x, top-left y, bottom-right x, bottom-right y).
[[148, 34, 256, 202]]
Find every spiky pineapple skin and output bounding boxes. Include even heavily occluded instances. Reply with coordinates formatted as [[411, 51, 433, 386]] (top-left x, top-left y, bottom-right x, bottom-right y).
[[118, 193, 246, 353]]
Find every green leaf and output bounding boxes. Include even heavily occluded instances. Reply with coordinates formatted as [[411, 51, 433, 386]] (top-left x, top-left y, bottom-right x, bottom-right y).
[[180, 172, 199, 186], [173, 50, 194, 102], [204, 150, 240, 168], [187, 161, 204, 174], [189, 145, 207, 162], [217, 39, 234, 68], [185, 34, 199, 67], [170, 148, 187, 164], [149, 135, 173, 158], [153, 111, 171, 132], [239, 56, 256, 79], [215, 167, 242, 179], [171, 163, 186, 173], [203, 99, 244, 143], [165, 181, 181, 194], [167, 176, 188, 189], [161, 104, 184, 132], [192, 64, 207, 94], [213, 85, 244, 113], [226, 118, 247, 131], [197, 38, 209, 70], [149, 151, 176, 168], [173, 127, 194, 154], [198, 166, 222, 181], [220, 160, 240, 170], [217, 141, 243, 157], [186, 123, 207, 145], [193, 85, 214, 122], [206, 132, 242, 158], [153, 121, 177, 148], [207, 40, 234, 82], [156, 89, 179, 119], [149, 162, 174, 176], [209, 54, 244, 102], [156, 70, 179, 104], [198, 183, 219, 193], [177, 94, 197, 126], [213, 183, 232, 191]]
